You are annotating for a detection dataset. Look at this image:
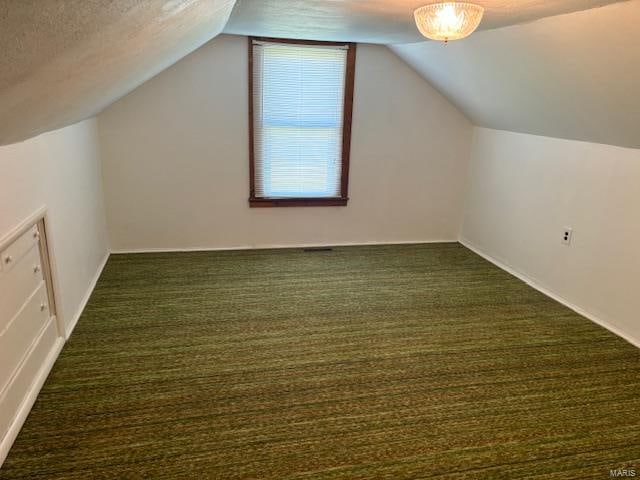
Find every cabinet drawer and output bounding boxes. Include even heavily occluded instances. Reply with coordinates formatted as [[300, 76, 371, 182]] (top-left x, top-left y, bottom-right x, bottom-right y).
[[0, 245, 44, 330], [0, 282, 50, 393], [0, 317, 58, 440], [0, 225, 39, 274]]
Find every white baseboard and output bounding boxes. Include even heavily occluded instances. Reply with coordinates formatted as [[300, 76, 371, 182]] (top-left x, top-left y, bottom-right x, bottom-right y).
[[460, 237, 640, 349], [110, 239, 458, 255], [0, 332, 64, 467], [65, 252, 110, 339]]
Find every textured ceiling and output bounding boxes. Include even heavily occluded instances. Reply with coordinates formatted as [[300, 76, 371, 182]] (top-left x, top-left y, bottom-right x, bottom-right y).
[[1, 0, 637, 148], [0, 0, 236, 145], [391, 0, 640, 149], [224, 0, 627, 44]]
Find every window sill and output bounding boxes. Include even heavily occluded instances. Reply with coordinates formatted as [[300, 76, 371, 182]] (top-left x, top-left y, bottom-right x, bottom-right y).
[[249, 197, 348, 208]]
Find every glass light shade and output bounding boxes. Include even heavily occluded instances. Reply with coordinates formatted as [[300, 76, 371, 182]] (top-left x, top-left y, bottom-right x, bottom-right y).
[[414, 2, 485, 42]]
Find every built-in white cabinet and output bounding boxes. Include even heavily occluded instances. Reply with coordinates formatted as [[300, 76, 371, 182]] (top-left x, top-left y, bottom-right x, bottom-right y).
[[0, 214, 60, 457]]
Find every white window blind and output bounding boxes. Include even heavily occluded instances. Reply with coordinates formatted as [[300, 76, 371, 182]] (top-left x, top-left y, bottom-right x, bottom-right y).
[[252, 40, 349, 199]]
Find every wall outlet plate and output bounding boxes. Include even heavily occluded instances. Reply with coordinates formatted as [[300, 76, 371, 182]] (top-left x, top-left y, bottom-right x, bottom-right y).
[[562, 227, 573, 245]]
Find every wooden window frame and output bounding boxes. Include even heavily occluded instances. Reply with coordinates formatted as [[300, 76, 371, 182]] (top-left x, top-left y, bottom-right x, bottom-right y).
[[248, 37, 357, 208]]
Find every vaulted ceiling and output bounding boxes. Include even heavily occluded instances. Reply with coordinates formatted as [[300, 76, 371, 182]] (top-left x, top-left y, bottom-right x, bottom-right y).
[[0, 0, 235, 145], [224, 0, 626, 44], [0, 0, 638, 148], [391, 0, 640, 148]]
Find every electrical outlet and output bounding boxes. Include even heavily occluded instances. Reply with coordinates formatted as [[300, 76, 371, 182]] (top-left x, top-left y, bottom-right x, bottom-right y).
[[562, 227, 573, 246]]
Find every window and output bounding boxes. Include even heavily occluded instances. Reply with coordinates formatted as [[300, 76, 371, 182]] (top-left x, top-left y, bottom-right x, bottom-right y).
[[249, 38, 356, 207]]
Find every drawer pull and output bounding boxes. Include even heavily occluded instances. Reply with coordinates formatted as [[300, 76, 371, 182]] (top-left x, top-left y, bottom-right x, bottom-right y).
[[4, 256, 12, 264], [33, 231, 40, 240], [34, 265, 41, 273], [40, 303, 47, 312]]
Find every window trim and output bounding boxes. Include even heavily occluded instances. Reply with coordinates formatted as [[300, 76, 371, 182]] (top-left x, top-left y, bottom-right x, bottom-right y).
[[248, 37, 357, 208]]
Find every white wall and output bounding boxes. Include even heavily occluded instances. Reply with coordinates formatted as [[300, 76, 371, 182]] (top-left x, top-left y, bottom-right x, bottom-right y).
[[98, 35, 472, 251], [462, 127, 640, 345], [0, 118, 109, 334]]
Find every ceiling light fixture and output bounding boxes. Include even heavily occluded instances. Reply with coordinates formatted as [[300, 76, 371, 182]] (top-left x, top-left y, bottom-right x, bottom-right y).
[[414, 2, 485, 43]]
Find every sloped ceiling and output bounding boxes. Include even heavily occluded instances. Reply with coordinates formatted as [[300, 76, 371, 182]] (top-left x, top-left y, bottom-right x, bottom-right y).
[[391, 0, 640, 149], [1, 0, 637, 149], [224, 0, 626, 44], [0, 0, 236, 145]]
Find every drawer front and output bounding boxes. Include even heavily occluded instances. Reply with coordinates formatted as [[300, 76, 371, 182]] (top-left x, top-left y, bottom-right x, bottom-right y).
[[0, 282, 50, 393], [0, 317, 58, 440], [0, 245, 44, 331], [0, 225, 39, 274]]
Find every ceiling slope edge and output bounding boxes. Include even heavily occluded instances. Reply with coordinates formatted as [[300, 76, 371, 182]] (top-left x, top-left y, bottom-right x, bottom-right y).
[[0, 0, 236, 146]]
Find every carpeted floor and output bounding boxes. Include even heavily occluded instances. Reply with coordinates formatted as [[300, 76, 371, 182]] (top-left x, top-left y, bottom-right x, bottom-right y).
[[1, 243, 639, 479]]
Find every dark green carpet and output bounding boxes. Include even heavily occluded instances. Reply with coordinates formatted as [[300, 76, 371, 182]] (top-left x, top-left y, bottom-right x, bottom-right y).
[[1, 243, 639, 479]]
